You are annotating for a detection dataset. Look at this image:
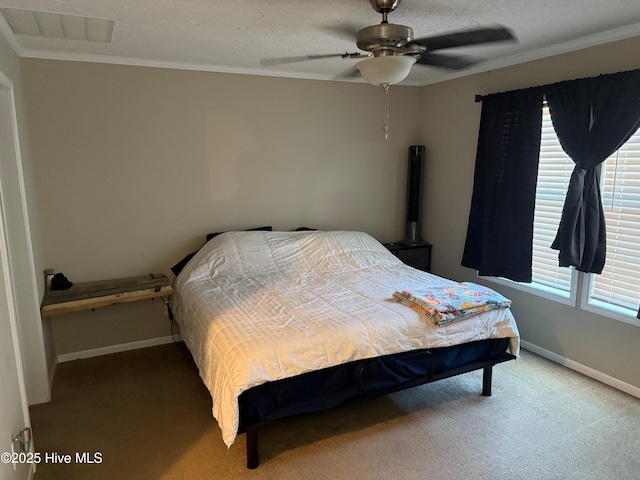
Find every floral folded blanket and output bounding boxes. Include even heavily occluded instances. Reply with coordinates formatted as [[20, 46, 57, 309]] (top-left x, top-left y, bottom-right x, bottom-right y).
[[392, 282, 511, 327]]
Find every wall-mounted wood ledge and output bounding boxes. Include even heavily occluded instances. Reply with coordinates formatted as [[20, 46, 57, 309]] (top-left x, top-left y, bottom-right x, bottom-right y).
[[40, 274, 173, 318]]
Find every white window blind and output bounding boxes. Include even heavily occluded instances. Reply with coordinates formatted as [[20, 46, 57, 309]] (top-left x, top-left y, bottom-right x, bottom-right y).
[[531, 106, 574, 295], [590, 129, 640, 315]]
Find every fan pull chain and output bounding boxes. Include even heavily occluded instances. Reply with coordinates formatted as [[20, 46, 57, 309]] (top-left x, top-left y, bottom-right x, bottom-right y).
[[382, 83, 391, 140]]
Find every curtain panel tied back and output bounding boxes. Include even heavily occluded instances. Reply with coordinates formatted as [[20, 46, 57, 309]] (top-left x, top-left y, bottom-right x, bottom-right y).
[[545, 70, 640, 273]]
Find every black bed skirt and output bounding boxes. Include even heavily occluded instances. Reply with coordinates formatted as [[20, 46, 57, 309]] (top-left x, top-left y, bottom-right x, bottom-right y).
[[238, 337, 512, 432]]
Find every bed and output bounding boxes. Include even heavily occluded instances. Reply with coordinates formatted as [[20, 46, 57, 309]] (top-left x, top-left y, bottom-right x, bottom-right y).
[[172, 230, 520, 468]]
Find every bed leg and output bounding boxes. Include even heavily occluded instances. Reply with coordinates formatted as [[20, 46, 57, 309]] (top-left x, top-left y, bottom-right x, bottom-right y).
[[246, 429, 259, 469], [482, 366, 493, 397], [482, 366, 493, 396]]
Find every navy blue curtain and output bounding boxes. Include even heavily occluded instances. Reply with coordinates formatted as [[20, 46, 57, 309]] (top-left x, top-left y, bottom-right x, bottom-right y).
[[545, 70, 640, 273], [461, 88, 543, 282]]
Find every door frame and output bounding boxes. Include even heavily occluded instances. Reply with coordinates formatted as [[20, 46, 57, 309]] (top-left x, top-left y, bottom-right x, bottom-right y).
[[0, 70, 32, 477], [0, 162, 31, 429], [0, 67, 50, 406]]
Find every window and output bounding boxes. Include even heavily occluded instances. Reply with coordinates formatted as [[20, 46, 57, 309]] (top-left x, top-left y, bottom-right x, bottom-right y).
[[584, 132, 640, 321], [531, 106, 575, 299], [527, 106, 640, 323]]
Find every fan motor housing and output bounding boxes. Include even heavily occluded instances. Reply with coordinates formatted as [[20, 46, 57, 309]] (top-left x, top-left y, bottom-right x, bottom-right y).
[[369, 0, 402, 13], [356, 23, 413, 52]]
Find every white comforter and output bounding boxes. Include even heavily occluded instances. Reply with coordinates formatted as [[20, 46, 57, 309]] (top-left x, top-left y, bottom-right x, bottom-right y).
[[174, 230, 520, 447]]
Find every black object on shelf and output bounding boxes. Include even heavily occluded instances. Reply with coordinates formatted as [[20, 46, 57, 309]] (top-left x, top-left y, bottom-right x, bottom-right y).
[[50, 273, 73, 291]]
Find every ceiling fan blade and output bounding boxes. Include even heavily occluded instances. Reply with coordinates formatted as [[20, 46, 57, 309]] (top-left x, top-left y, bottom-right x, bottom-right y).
[[261, 52, 367, 67], [411, 26, 515, 51], [415, 52, 479, 70]]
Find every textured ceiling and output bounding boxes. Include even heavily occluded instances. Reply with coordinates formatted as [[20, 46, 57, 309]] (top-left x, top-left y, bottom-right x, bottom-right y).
[[1, 0, 639, 86]]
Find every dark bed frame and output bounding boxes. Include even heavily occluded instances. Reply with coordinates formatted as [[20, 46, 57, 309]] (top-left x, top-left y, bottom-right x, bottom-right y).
[[237, 337, 516, 469]]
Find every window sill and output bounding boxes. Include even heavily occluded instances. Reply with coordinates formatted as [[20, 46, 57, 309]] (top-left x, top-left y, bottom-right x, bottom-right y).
[[481, 272, 640, 329], [481, 274, 577, 307]]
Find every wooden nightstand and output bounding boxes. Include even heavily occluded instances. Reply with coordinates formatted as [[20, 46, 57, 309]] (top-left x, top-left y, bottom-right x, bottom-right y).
[[40, 274, 173, 318], [384, 242, 432, 272]]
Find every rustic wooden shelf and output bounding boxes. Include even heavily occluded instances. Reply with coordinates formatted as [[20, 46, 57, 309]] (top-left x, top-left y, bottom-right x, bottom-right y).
[[40, 274, 173, 318]]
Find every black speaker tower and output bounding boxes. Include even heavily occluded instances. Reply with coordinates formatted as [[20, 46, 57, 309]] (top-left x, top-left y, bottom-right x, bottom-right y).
[[402, 145, 427, 246]]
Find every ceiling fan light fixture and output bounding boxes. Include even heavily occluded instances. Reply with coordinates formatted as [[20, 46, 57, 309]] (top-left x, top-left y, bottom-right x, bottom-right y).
[[356, 55, 416, 86]]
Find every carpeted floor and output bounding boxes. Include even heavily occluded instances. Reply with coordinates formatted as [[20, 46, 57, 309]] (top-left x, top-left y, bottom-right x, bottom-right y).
[[30, 343, 640, 480]]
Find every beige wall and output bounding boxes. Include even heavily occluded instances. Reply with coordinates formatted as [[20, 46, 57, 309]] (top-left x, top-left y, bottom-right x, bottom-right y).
[[0, 35, 51, 404], [21, 59, 424, 355], [418, 35, 640, 389]]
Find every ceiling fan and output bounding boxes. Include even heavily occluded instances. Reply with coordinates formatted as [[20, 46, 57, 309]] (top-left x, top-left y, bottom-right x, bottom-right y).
[[261, 0, 516, 86]]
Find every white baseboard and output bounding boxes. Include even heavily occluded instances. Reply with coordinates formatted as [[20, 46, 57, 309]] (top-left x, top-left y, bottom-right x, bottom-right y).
[[55, 337, 640, 399], [521, 340, 640, 399], [57, 335, 177, 363]]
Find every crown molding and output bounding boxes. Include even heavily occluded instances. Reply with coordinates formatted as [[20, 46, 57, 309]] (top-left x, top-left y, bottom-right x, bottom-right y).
[[0, 9, 23, 56], [18, 47, 364, 83]]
